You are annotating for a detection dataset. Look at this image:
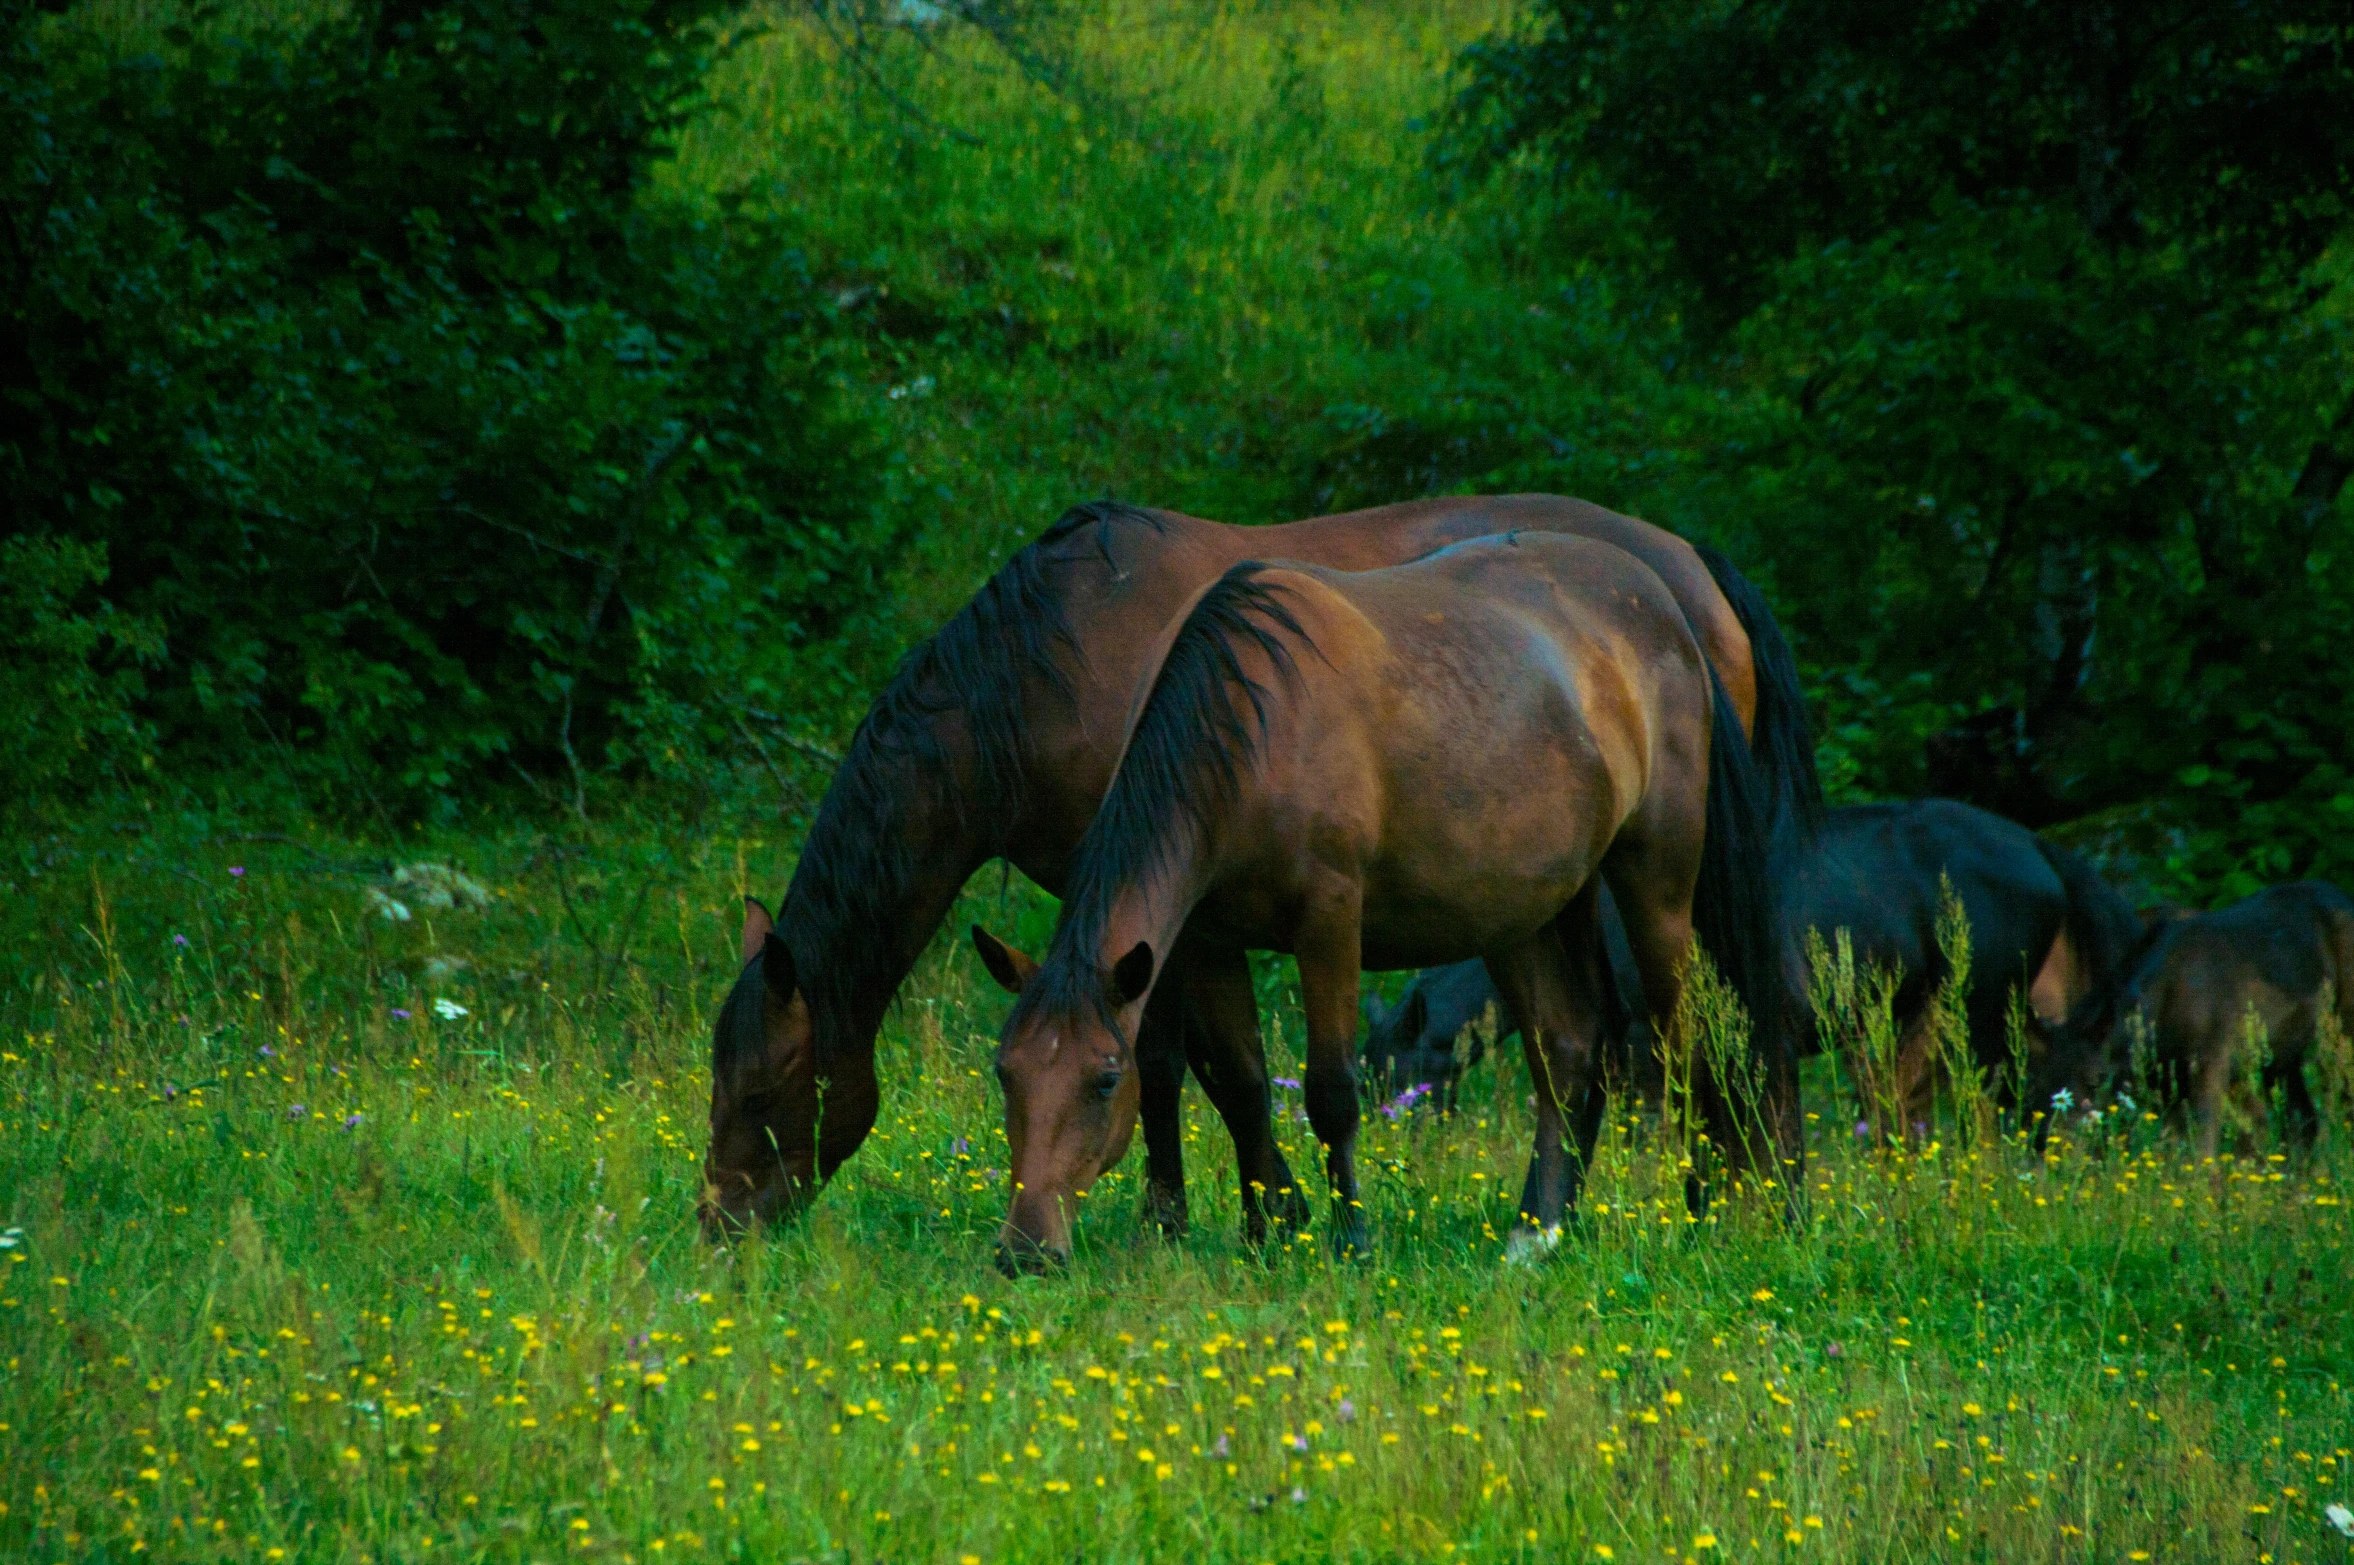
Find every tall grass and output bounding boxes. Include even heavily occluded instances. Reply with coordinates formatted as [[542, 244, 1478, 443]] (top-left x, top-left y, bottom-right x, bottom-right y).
[[4, 819, 2350, 1562]]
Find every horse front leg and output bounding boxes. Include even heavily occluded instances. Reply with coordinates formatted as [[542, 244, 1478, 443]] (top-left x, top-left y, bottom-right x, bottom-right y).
[[1178, 937, 1311, 1245], [1296, 898, 1370, 1260], [1134, 974, 1192, 1239]]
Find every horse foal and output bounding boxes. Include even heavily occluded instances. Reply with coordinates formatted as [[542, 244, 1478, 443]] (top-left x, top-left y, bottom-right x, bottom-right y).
[[2036, 880, 2354, 1158]]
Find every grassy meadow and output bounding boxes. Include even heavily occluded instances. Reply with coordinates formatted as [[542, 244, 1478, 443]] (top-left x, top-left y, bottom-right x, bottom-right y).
[[9, 3, 2354, 1563], [5, 817, 2354, 1564]]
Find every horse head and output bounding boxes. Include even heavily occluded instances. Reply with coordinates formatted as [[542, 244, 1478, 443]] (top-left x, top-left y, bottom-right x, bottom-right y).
[[700, 898, 822, 1238], [974, 924, 1152, 1275]]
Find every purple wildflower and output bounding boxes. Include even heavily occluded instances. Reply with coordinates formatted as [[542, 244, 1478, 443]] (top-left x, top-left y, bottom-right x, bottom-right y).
[[1273, 1077, 1302, 1090], [1825, 1341, 1844, 1359], [288, 1104, 307, 1120], [1336, 1398, 1356, 1424], [172, 934, 189, 948], [951, 1137, 971, 1157], [1289, 1486, 1307, 1504], [162, 1083, 177, 1101], [258, 1044, 276, 1058], [1284, 1432, 1308, 1452], [1381, 1082, 1431, 1121], [229, 866, 245, 878], [1212, 1433, 1230, 1458], [390, 1008, 411, 1021], [342, 1113, 363, 1132], [1854, 1119, 1871, 1139]]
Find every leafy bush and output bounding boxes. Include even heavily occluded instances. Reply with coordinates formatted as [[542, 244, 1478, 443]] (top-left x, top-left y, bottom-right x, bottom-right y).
[[0, 536, 160, 806], [1450, 0, 2354, 849], [1, 0, 893, 808]]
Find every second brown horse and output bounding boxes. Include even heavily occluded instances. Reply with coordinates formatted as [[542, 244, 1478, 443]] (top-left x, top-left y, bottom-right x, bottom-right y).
[[976, 534, 1800, 1269]]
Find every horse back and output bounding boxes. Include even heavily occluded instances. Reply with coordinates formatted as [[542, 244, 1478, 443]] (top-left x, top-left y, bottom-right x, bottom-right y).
[[1286, 533, 1705, 799], [1787, 800, 2066, 1015], [2142, 883, 2349, 1070]]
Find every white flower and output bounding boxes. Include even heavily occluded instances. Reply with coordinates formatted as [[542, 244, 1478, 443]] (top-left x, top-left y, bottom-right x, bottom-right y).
[[2049, 1087, 2075, 1114], [2327, 1502, 2354, 1538], [0, 1227, 22, 1251], [432, 998, 469, 1020], [364, 887, 412, 923]]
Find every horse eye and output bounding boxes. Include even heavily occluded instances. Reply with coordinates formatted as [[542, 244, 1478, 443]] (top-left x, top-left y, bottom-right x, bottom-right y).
[[1091, 1069, 1121, 1102]]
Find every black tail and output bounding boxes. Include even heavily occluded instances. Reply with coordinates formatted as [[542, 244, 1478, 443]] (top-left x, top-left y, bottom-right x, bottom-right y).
[[1695, 544, 1823, 847], [1691, 663, 1803, 1189]]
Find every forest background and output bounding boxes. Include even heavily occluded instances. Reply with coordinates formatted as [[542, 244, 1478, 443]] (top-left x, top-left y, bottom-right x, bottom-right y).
[[8, 0, 2354, 904], [8, 9, 2354, 1560]]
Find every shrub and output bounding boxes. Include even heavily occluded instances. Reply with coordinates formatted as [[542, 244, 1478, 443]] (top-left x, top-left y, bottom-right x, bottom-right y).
[[1, 0, 894, 808], [0, 536, 160, 807]]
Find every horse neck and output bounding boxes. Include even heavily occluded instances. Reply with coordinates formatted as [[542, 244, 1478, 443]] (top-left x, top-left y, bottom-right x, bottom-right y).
[[1075, 813, 1220, 991], [781, 751, 995, 1068]]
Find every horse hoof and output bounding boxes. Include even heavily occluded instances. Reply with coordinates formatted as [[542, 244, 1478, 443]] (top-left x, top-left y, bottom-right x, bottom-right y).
[[1503, 1225, 1562, 1266]]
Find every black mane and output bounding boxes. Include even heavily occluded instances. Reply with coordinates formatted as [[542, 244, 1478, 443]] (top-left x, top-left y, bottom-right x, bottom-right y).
[[1014, 561, 1312, 1033], [719, 501, 1166, 1077]]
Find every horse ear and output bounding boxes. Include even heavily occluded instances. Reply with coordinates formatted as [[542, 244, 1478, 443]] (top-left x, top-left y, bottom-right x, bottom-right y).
[[1107, 941, 1156, 1008], [970, 925, 1039, 996], [740, 896, 774, 967], [761, 931, 798, 999]]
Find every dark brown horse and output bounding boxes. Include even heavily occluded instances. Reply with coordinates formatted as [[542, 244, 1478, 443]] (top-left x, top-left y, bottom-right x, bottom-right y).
[[2031, 880, 2354, 1157], [701, 495, 1820, 1238], [974, 535, 1799, 1269], [1769, 801, 2142, 1129]]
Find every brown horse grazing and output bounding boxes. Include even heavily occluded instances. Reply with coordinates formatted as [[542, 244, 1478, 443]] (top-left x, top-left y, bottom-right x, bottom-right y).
[[973, 534, 1799, 1271], [701, 495, 1821, 1239], [2030, 881, 2354, 1158]]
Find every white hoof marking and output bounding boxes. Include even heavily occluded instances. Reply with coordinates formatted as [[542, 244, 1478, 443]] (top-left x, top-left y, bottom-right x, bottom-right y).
[[1503, 1225, 1562, 1265]]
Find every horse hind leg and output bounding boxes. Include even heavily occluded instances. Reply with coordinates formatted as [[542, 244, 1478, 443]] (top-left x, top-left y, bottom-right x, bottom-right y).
[[1487, 883, 1611, 1261]]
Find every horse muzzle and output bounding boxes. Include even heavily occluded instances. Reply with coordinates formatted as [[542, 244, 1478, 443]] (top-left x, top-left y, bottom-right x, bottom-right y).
[[993, 1231, 1071, 1277]]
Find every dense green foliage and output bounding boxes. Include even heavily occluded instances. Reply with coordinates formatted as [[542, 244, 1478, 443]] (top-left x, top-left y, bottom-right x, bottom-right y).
[[2, 0, 890, 809], [9, 0, 2354, 909], [1451, 0, 2354, 892], [0, 535, 160, 799]]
